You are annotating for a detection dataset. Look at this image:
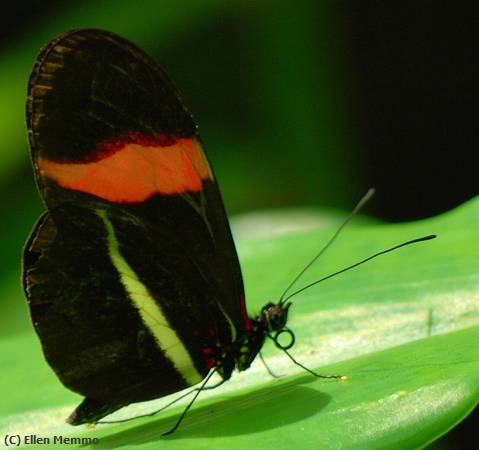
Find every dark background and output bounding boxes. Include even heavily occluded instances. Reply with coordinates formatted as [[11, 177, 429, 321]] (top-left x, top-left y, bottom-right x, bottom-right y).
[[0, 1, 476, 448]]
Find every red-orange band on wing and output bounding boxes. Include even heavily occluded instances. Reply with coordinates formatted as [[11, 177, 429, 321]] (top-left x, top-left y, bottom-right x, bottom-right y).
[[38, 138, 214, 202]]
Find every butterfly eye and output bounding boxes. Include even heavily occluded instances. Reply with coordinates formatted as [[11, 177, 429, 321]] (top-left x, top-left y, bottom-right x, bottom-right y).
[[269, 311, 286, 330], [262, 303, 290, 332]]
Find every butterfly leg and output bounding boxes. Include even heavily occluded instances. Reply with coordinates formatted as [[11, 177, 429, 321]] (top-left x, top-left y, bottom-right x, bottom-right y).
[[282, 347, 346, 380], [266, 332, 346, 380], [258, 351, 282, 378], [162, 369, 217, 436], [96, 372, 226, 426]]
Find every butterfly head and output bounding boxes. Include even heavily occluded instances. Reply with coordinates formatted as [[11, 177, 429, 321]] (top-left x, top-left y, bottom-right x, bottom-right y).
[[260, 301, 291, 333]]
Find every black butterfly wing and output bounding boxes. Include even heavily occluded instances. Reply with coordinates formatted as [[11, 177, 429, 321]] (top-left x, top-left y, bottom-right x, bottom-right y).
[[23, 29, 248, 423]]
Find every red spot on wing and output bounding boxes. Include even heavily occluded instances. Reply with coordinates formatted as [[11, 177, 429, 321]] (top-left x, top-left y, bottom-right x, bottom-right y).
[[206, 359, 217, 370], [38, 136, 213, 202], [240, 294, 251, 331], [202, 347, 214, 356], [207, 328, 216, 337]]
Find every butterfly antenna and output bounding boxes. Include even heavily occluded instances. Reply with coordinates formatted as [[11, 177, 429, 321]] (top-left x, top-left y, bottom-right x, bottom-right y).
[[282, 234, 436, 303], [279, 188, 375, 305]]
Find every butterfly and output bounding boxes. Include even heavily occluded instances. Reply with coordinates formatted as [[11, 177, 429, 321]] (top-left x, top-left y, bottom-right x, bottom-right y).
[[23, 28, 434, 435], [22, 28, 310, 433]]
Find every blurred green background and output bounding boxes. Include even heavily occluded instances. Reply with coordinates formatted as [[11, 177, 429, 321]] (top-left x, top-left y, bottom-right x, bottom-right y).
[[0, 1, 477, 448]]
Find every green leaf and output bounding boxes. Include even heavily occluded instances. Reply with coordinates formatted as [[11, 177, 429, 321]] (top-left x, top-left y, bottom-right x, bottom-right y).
[[1, 197, 478, 449]]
